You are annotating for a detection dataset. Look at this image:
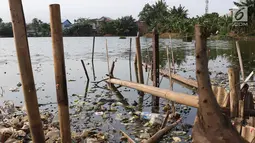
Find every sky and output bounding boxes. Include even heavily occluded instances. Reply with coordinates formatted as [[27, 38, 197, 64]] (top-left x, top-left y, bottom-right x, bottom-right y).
[[0, 0, 238, 23]]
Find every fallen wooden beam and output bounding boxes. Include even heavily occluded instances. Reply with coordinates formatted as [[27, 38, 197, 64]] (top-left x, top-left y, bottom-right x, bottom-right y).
[[142, 63, 198, 88], [107, 78, 255, 116], [107, 78, 198, 108]]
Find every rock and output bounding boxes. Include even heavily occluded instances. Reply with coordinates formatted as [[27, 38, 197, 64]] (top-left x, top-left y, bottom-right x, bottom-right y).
[[85, 138, 100, 143], [21, 123, 30, 133], [0, 128, 13, 142], [16, 130, 26, 137], [17, 82, 22, 87], [5, 138, 19, 143], [139, 132, 150, 139], [172, 137, 181, 142], [80, 130, 96, 138], [45, 130, 60, 142]]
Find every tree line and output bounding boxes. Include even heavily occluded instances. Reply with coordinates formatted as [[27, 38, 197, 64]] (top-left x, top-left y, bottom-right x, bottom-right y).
[[0, 0, 254, 37], [0, 16, 138, 37], [139, 0, 255, 37]]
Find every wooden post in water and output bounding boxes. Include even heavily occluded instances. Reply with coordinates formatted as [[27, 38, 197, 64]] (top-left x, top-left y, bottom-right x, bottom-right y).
[[152, 28, 160, 109], [236, 41, 245, 81], [136, 33, 144, 96], [8, 0, 45, 142], [49, 4, 71, 143], [134, 54, 139, 83], [92, 32, 96, 63], [228, 68, 240, 118], [129, 38, 132, 81]]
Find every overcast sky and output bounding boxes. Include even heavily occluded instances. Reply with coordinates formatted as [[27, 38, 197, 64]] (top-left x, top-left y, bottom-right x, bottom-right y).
[[0, 0, 237, 23]]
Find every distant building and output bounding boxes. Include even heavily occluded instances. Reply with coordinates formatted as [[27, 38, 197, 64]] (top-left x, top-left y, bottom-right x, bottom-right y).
[[62, 19, 72, 29], [88, 16, 114, 33]]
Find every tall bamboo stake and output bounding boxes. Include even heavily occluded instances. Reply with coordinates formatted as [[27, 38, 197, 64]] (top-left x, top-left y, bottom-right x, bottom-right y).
[[236, 41, 245, 81], [106, 39, 110, 74], [136, 34, 144, 96], [8, 0, 45, 142], [169, 35, 175, 73], [92, 32, 96, 62], [166, 46, 175, 114], [129, 38, 132, 81], [166, 46, 172, 90], [152, 28, 159, 109], [228, 68, 240, 118], [49, 4, 71, 143], [134, 54, 139, 83]]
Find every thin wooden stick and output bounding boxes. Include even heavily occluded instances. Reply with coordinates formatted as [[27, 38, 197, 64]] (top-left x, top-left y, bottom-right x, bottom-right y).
[[143, 63, 198, 88], [160, 110, 170, 129], [91, 32, 96, 62], [241, 71, 254, 89], [166, 46, 172, 90], [92, 61, 96, 81], [236, 41, 245, 81], [49, 4, 71, 143], [106, 39, 110, 74], [81, 60, 90, 81], [169, 35, 175, 73], [120, 130, 136, 143], [129, 38, 132, 81], [166, 45, 176, 114], [8, 0, 45, 142], [110, 60, 116, 77], [144, 118, 182, 143]]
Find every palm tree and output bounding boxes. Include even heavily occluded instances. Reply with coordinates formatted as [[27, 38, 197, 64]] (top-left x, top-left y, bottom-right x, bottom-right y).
[[170, 4, 188, 19]]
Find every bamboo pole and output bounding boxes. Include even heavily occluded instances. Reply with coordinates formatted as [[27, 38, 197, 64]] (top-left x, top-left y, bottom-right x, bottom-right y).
[[108, 78, 198, 107], [129, 38, 132, 81], [136, 34, 144, 96], [236, 41, 245, 81], [152, 29, 159, 109], [92, 32, 96, 62], [106, 78, 255, 116], [228, 68, 240, 118], [8, 0, 45, 142], [106, 39, 110, 74], [134, 54, 139, 83], [49, 4, 71, 143], [169, 35, 175, 73]]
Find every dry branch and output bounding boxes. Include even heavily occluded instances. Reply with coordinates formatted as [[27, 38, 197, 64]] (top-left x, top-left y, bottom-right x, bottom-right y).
[[144, 118, 182, 143]]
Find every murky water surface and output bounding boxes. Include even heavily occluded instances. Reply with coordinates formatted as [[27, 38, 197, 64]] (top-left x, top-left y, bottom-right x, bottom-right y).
[[0, 37, 254, 142]]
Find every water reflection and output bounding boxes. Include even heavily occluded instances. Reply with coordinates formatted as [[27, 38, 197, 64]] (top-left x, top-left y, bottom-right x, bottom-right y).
[[141, 39, 255, 79]]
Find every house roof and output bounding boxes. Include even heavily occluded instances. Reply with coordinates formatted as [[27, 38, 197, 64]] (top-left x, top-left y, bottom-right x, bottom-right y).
[[62, 19, 72, 25], [97, 16, 113, 22]]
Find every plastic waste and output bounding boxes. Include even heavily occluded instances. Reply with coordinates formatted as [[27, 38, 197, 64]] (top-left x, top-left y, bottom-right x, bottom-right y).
[[94, 112, 104, 116], [140, 112, 164, 125]]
